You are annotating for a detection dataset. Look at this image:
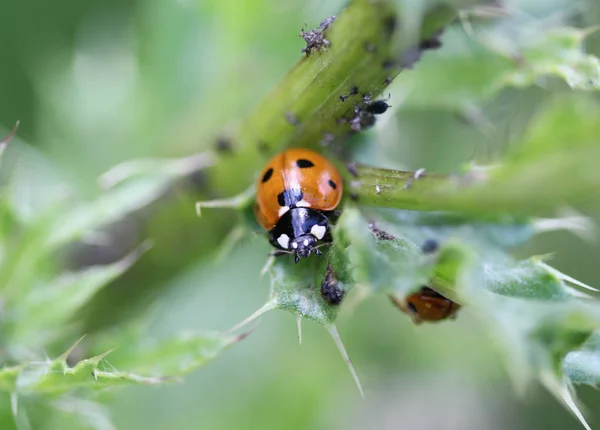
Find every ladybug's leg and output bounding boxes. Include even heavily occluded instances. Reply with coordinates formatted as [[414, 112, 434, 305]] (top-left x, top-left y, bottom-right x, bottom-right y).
[[269, 249, 291, 258]]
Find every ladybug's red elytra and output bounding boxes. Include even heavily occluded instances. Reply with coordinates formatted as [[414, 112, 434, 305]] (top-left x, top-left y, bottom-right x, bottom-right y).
[[254, 148, 343, 262], [390, 287, 461, 324]]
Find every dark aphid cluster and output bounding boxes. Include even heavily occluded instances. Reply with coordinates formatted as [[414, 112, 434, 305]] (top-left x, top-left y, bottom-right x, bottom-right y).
[[339, 85, 359, 102], [368, 223, 396, 241], [339, 94, 391, 132], [321, 263, 345, 305], [300, 16, 336, 56], [399, 29, 445, 69]]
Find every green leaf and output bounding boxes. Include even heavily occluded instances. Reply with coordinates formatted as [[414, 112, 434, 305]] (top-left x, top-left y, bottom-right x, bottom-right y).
[[564, 331, 600, 387], [397, 23, 600, 111], [46, 153, 215, 249], [337, 206, 429, 296], [499, 27, 600, 91], [104, 331, 243, 376], [3, 243, 151, 348], [0, 331, 242, 395]]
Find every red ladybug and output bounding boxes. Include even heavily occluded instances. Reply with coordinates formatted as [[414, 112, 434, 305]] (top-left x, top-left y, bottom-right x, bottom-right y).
[[390, 286, 461, 324], [254, 148, 343, 262]]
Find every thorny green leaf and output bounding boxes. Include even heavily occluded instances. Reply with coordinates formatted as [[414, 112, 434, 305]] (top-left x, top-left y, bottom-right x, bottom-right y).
[[397, 23, 600, 111], [336, 206, 430, 296], [103, 332, 242, 377], [0, 332, 241, 395], [2, 243, 151, 349], [47, 153, 215, 249], [564, 331, 600, 387]]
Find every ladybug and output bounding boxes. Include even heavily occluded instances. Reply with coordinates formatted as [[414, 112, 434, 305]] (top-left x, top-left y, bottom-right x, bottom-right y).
[[254, 148, 343, 262], [389, 286, 461, 324]]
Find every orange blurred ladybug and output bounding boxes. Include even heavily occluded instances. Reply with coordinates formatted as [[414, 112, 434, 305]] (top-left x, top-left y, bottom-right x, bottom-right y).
[[254, 148, 343, 262], [390, 286, 461, 324]]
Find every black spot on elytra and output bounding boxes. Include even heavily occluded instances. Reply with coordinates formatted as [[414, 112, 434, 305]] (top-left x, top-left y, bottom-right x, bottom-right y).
[[328, 179, 337, 189], [277, 188, 304, 207], [296, 159, 314, 168], [261, 168, 274, 183]]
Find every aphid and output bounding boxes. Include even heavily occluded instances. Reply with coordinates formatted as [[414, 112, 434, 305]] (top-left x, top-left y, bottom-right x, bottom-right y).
[[364, 94, 391, 115], [340, 86, 359, 102], [214, 137, 233, 154], [346, 162, 359, 178], [285, 112, 300, 126], [320, 133, 335, 146], [345, 105, 376, 132], [318, 16, 336, 31], [254, 148, 343, 262], [321, 263, 345, 305], [300, 16, 335, 56], [390, 286, 461, 324], [421, 239, 439, 254], [368, 223, 395, 241]]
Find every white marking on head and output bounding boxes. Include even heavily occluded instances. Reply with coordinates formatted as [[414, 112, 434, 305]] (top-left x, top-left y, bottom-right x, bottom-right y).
[[311, 224, 327, 240], [277, 234, 290, 249], [296, 200, 311, 208], [304, 239, 309, 246], [292, 242, 299, 249], [278, 206, 290, 217]]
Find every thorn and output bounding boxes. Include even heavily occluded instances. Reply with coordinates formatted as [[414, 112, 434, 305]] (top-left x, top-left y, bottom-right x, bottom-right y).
[[226, 299, 278, 333], [541, 371, 592, 430], [58, 334, 88, 362], [296, 315, 303, 345], [214, 225, 246, 264], [326, 324, 364, 398], [10, 392, 17, 417], [260, 254, 275, 278], [314, 249, 323, 256], [1, 120, 19, 147], [539, 262, 598, 291], [295, 255, 300, 264]]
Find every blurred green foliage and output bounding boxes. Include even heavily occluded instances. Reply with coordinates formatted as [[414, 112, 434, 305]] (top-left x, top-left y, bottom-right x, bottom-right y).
[[2, 0, 600, 429]]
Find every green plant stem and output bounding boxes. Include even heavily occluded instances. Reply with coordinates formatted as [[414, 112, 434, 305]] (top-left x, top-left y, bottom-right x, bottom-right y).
[[346, 164, 454, 212], [209, 0, 485, 197]]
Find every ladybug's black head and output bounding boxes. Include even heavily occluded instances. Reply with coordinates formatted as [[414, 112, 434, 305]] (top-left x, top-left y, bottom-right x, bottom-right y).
[[290, 234, 318, 262]]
